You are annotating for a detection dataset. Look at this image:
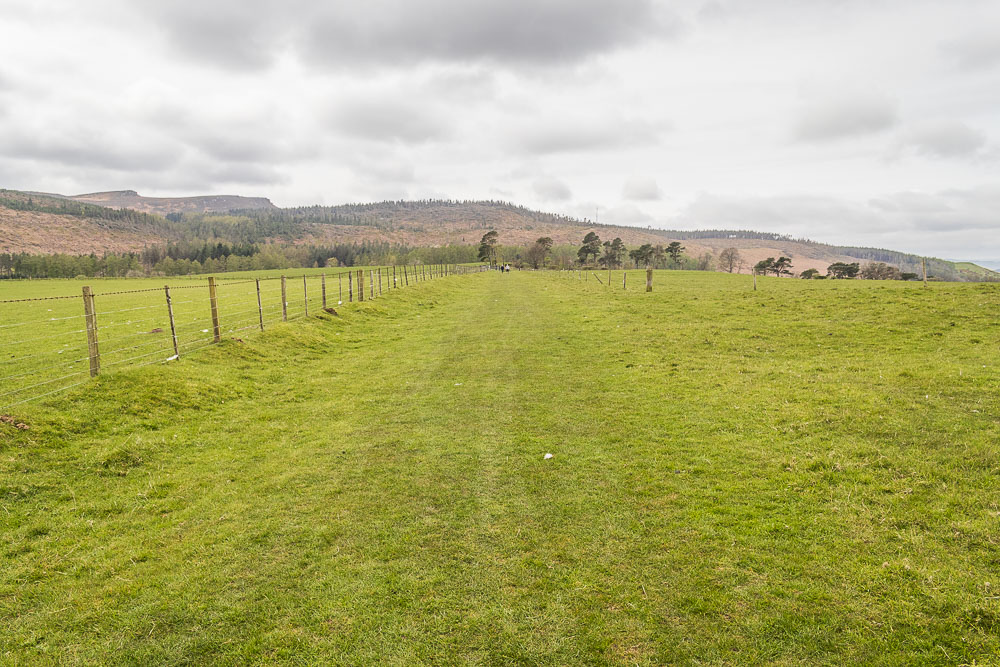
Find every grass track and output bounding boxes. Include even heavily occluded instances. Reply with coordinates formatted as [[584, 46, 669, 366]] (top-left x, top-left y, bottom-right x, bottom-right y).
[[2, 271, 999, 664]]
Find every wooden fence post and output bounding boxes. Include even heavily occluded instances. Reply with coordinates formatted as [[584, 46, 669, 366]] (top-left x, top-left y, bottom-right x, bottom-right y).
[[753, 270, 757, 291], [208, 276, 221, 341], [378, 268, 383, 296], [922, 258, 928, 287], [339, 273, 343, 302], [255, 279, 264, 331], [646, 268, 653, 292], [280, 275, 288, 321], [370, 270, 374, 300], [623, 271, 627, 290], [404, 265, 409, 286], [82, 286, 100, 377], [303, 275, 309, 317], [393, 265, 397, 288], [321, 273, 327, 308], [358, 270, 365, 301], [165, 285, 180, 358], [348, 271, 353, 302]]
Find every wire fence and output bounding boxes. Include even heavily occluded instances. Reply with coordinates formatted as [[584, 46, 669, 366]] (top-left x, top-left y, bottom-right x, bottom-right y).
[[0, 264, 486, 410]]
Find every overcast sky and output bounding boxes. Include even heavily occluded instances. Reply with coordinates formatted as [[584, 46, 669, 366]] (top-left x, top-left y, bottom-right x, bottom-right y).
[[1, 0, 999, 258]]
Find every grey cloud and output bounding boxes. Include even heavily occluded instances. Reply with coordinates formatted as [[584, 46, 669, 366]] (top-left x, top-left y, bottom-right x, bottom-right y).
[[0, 153, 285, 194], [422, 68, 499, 102], [185, 123, 322, 164], [696, 1, 730, 24], [1, 131, 181, 172], [132, 0, 287, 71], [352, 160, 418, 186], [942, 31, 1000, 71], [532, 176, 572, 201], [115, 94, 320, 164], [161, 16, 277, 71], [901, 121, 987, 159], [303, 0, 673, 68], [596, 204, 654, 225], [125, 0, 672, 71], [202, 162, 287, 186], [516, 117, 665, 155], [868, 186, 1000, 232], [192, 134, 289, 164], [622, 176, 661, 201], [331, 98, 451, 144], [677, 193, 874, 234], [672, 187, 1000, 256], [793, 95, 898, 142]]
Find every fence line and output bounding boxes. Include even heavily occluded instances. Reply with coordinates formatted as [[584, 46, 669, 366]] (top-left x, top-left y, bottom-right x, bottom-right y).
[[0, 264, 488, 410]]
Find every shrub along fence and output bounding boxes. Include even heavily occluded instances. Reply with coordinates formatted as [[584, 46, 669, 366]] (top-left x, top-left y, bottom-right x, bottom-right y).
[[0, 264, 486, 410]]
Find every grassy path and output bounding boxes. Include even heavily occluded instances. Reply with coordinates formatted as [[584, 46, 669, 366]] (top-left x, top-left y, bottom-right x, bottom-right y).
[[2, 271, 999, 664]]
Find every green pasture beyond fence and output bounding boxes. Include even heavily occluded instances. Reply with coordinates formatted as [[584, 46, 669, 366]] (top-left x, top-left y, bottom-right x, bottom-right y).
[[1, 264, 487, 410]]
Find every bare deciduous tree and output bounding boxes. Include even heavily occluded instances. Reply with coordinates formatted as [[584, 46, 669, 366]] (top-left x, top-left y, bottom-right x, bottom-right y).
[[719, 247, 741, 273]]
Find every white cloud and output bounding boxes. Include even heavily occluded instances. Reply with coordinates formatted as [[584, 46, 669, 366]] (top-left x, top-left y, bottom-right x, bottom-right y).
[[941, 30, 1000, 71], [898, 121, 988, 159], [622, 176, 662, 201], [532, 176, 573, 201], [793, 95, 899, 142]]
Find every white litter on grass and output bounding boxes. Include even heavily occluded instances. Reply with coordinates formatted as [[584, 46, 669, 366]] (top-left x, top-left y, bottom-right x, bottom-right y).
[[454, 382, 463, 386], [338, 300, 343, 305], [166, 355, 178, 361], [201, 329, 209, 333], [544, 453, 554, 460]]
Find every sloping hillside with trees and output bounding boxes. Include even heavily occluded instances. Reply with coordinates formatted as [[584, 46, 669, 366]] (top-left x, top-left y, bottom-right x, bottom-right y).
[[1, 189, 995, 281]]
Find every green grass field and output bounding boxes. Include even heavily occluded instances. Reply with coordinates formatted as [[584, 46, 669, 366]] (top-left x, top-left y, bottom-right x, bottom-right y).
[[0, 265, 450, 410], [2, 270, 999, 664]]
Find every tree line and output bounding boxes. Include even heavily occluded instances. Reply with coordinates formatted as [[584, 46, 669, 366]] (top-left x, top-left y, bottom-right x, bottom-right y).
[[0, 242, 481, 279], [473, 230, 949, 282]]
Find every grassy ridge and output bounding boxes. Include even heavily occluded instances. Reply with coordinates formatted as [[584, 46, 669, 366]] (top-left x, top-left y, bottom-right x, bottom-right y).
[[2, 271, 999, 663]]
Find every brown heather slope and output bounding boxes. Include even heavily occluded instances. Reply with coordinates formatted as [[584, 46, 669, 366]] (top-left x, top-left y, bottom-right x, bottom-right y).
[[299, 217, 674, 247], [298, 220, 859, 274], [292, 202, 861, 275], [0, 208, 167, 254]]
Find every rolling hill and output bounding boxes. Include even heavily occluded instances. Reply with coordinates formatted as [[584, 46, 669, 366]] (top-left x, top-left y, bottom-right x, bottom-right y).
[[1, 188, 997, 281], [29, 189, 276, 215]]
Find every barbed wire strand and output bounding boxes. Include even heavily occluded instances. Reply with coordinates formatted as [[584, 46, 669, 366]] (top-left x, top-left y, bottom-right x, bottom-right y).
[[0, 379, 91, 410], [2, 327, 89, 347], [0, 312, 88, 330], [100, 336, 173, 359], [0, 369, 90, 399], [0, 294, 81, 304], [0, 354, 91, 383], [102, 346, 176, 369]]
